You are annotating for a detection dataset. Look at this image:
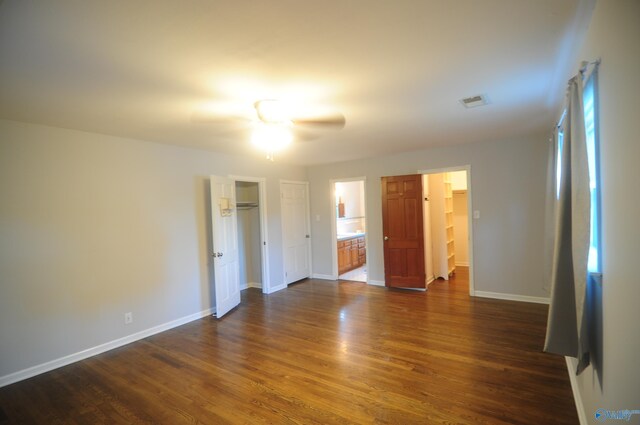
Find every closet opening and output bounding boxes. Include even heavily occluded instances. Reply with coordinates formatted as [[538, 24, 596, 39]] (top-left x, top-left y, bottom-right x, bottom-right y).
[[331, 178, 368, 283], [234, 178, 269, 294], [420, 168, 473, 294]]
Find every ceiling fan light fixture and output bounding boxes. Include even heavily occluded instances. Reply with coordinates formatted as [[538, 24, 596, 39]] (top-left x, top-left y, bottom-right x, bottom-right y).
[[251, 122, 293, 160], [254, 99, 293, 124]]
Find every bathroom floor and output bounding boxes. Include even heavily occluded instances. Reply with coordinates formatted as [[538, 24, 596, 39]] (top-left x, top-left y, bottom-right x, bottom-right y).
[[339, 265, 367, 282]]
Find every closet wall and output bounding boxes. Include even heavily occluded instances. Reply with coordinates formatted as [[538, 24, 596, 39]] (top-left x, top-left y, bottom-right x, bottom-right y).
[[422, 175, 435, 283], [450, 171, 469, 266], [235, 181, 262, 289]]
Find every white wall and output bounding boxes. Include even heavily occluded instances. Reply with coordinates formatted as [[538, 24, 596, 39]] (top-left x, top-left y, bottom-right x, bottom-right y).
[[335, 180, 366, 234], [566, 1, 640, 422], [0, 119, 306, 382], [450, 170, 468, 191], [336, 181, 363, 218], [308, 133, 549, 296]]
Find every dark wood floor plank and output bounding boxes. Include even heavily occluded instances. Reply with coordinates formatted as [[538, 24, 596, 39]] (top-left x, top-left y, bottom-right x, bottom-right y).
[[0, 268, 578, 424]]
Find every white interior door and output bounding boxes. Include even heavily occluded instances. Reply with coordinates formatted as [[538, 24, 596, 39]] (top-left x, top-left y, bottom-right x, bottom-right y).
[[210, 175, 240, 318], [281, 182, 311, 284]]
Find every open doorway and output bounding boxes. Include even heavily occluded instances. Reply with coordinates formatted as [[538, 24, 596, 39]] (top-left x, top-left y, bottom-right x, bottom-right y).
[[232, 176, 270, 294], [331, 178, 367, 282], [420, 168, 473, 294]]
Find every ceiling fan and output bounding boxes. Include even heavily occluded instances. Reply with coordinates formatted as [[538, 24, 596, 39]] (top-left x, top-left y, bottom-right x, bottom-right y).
[[192, 99, 346, 159]]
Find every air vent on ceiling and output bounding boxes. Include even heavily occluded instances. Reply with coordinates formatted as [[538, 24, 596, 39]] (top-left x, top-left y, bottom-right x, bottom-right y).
[[459, 94, 489, 108]]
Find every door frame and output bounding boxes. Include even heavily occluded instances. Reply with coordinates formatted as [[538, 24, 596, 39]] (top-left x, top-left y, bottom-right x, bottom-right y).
[[418, 165, 475, 296], [279, 179, 312, 285], [228, 175, 271, 294], [330, 177, 368, 282]]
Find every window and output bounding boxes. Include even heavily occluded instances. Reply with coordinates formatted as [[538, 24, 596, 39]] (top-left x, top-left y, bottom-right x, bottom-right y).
[[583, 72, 601, 273], [556, 130, 564, 200], [554, 69, 601, 274]]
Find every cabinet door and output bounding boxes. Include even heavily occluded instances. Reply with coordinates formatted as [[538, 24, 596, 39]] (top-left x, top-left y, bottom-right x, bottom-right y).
[[350, 244, 359, 267], [358, 247, 366, 266], [345, 241, 353, 269], [338, 244, 348, 274]]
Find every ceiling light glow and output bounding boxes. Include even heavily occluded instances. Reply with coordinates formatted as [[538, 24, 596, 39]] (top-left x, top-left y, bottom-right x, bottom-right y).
[[255, 99, 295, 124], [251, 122, 293, 161]]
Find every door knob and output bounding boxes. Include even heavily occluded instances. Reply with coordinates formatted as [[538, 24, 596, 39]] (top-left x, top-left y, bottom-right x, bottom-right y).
[[384, 236, 389, 241]]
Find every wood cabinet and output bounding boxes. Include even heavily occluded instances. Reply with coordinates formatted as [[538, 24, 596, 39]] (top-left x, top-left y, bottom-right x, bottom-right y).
[[338, 235, 366, 275]]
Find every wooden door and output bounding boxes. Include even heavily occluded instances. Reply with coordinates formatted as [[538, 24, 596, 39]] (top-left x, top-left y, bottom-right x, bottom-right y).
[[381, 174, 425, 288], [281, 182, 311, 284], [210, 175, 241, 318]]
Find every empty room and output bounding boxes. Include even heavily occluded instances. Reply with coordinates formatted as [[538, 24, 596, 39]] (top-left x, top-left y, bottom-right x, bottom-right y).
[[0, 1, 638, 424]]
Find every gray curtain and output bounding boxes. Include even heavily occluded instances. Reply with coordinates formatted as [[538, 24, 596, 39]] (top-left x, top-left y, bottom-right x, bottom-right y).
[[544, 74, 591, 374]]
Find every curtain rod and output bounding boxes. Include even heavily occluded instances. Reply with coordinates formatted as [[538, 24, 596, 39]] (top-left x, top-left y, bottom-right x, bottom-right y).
[[553, 58, 601, 131], [579, 58, 601, 81]]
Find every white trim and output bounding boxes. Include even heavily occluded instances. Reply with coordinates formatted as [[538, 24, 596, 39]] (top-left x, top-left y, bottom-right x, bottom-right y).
[[418, 165, 475, 297], [240, 282, 262, 290], [368, 280, 385, 287], [426, 275, 436, 286], [473, 291, 550, 304], [565, 357, 588, 425], [279, 179, 308, 185], [455, 261, 469, 266], [266, 283, 287, 294], [312, 273, 335, 280], [0, 307, 215, 388]]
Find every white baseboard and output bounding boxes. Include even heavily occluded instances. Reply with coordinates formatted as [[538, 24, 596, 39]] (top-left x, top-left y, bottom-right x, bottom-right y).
[[240, 281, 262, 290], [473, 291, 550, 304], [0, 306, 215, 388], [312, 273, 336, 280], [426, 276, 435, 286], [565, 357, 588, 425], [266, 283, 287, 294], [368, 280, 385, 287]]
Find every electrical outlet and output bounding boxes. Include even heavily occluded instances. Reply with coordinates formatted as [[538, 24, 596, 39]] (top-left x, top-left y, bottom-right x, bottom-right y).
[[124, 312, 133, 324]]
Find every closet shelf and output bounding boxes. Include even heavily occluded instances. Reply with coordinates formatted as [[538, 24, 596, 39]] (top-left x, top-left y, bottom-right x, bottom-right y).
[[236, 201, 259, 210]]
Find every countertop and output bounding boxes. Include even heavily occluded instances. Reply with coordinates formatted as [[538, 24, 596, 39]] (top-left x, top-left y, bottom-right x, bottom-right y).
[[337, 232, 366, 241]]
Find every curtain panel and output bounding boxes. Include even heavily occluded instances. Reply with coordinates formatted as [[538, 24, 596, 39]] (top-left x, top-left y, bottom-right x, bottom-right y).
[[544, 74, 591, 374]]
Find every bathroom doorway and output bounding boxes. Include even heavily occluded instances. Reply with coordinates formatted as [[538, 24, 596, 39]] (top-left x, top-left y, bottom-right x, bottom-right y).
[[331, 178, 367, 282]]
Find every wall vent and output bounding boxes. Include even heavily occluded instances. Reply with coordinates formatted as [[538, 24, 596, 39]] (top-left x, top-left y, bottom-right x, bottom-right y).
[[459, 94, 489, 108]]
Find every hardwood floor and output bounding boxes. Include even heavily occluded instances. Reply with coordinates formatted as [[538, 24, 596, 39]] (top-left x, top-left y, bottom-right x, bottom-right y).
[[0, 269, 578, 424]]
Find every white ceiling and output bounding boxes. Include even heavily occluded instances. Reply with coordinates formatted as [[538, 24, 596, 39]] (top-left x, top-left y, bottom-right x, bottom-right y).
[[0, 0, 587, 165]]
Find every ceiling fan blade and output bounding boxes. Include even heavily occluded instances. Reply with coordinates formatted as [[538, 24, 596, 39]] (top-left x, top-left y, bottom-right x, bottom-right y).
[[190, 110, 251, 124], [291, 113, 346, 130]]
